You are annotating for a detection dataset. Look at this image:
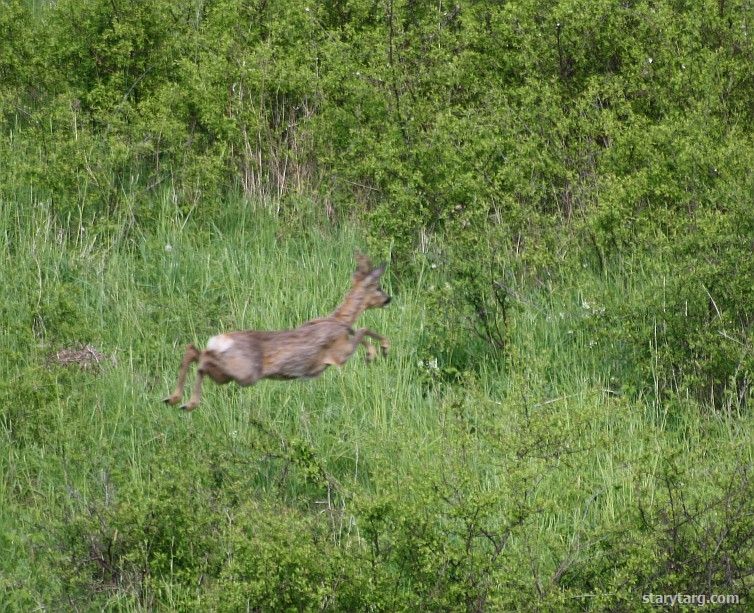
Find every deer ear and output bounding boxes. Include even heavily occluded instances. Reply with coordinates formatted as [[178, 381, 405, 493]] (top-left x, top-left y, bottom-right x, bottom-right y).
[[355, 250, 373, 270], [353, 250, 374, 281], [366, 265, 386, 282]]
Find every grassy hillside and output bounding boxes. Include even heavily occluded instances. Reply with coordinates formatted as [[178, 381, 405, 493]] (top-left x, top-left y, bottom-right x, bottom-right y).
[[3, 0, 754, 608], [1, 195, 752, 609]]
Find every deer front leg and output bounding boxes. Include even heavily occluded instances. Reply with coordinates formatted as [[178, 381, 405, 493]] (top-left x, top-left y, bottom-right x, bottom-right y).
[[359, 329, 389, 357], [163, 344, 200, 405], [363, 342, 378, 362], [352, 328, 389, 362]]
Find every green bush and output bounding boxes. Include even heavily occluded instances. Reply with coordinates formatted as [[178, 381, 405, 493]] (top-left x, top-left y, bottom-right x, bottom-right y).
[[594, 190, 754, 412], [207, 502, 368, 612], [57, 466, 219, 608]]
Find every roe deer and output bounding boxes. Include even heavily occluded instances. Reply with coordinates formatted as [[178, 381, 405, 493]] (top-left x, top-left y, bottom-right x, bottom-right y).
[[163, 253, 391, 411]]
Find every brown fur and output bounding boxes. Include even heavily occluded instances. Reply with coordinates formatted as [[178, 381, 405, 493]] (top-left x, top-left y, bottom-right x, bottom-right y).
[[164, 253, 391, 410]]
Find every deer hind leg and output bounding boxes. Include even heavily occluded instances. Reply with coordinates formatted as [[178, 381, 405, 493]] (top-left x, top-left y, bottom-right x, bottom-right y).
[[180, 350, 232, 411], [163, 344, 200, 406], [180, 369, 205, 412]]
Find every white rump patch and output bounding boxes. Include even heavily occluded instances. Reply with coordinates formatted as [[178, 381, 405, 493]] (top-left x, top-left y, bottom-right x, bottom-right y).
[[207, 334, 234, 354]]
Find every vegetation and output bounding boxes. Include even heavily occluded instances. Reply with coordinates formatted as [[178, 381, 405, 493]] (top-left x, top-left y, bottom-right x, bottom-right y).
[[2, 0, 753, 609]]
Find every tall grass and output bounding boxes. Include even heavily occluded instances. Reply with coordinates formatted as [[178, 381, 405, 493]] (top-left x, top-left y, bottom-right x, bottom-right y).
[[1, 193, 753, 608]]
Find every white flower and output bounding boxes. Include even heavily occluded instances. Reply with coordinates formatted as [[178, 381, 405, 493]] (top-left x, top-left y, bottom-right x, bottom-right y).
[[165, 244, 173, 252]]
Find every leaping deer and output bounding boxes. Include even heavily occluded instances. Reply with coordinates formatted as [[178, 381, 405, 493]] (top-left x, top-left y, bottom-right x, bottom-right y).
[[163, 253, 391, 411]]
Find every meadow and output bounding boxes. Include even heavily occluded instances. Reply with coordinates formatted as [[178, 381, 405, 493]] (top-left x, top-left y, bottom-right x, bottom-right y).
[[1, 193, 752, 610], [3, 0, 754, 608]]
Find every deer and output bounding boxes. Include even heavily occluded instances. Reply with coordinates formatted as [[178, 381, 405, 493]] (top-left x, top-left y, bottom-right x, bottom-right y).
[[163, 253, 391, 411]]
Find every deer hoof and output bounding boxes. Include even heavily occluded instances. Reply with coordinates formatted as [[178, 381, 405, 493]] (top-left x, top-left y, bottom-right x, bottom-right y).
[[180, 402, 197, 412], [365, 344, 378, 362], [163, 395, 180, 406]]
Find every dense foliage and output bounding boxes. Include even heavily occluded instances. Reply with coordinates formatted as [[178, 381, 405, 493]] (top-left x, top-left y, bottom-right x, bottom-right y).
[[2, 0, 754, 609]]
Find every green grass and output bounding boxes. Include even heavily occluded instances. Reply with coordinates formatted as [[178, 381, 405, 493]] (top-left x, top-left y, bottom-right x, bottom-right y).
[[2, 194, 753, 609]]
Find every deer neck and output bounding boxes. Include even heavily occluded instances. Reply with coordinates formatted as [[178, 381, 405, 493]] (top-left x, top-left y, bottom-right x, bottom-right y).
[[330, 287, 366, 326]]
